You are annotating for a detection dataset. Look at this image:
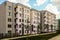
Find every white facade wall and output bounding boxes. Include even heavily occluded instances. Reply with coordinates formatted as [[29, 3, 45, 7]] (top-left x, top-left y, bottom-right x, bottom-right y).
[[23, 7, 30, 35], [31, 10, 40, 34], [15, 6, 23, 35]]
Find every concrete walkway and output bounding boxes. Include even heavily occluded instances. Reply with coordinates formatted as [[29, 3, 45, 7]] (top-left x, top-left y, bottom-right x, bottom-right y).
[[49, 34, 60, 40]]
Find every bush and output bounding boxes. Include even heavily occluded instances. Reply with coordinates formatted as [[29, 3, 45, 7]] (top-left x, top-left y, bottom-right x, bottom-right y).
[[0, 33, 3, 39]]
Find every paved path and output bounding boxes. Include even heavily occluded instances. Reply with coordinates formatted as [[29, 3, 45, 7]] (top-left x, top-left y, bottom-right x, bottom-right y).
[[1, 32, 56, 40], [49, 34, 60, 40]]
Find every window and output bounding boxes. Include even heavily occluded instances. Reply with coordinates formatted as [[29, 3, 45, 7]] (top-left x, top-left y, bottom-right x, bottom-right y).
[[20, 8, 21, 11], [8, 30, 11, 33], [25, 20, 26, 23], [33, 26, 35, 28], [27, 10, 29, 13], [34, 21, 35, 23], [19, 30, 21, 33], [8, 6, 11, 10], [14, 7, 17, 11], [20, 8, 24, 11], [8, 18, 11, 22], [22, 19, 24, 22], [25, 30, 27, 33], [25, 9, 26, 13], [15, 19, 16, 23], [32, 25, 34, 31], [22, 8, 24, 11], [20, 13, 21, 17], [16, 29, 18, 31], [44, 16, 46, 18], [19, 19, 21, 22], [8, 24, 11, 28], [19, 24, 21, 28], [44, 20, 46, 22], [8, 12, 11, 16], [34, 30, 35, 32], [25, 14, 26, 18]]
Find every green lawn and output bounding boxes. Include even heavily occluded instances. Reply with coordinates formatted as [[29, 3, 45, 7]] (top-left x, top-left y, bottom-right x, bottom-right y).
[[13, 33, 59, 40]]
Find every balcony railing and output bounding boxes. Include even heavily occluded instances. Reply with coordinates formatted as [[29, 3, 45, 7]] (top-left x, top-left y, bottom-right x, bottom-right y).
[[15, 12, 18, 17], [14, 6, 17, 12], [14, 24, 18, 29], [14, 18, 18, 23]]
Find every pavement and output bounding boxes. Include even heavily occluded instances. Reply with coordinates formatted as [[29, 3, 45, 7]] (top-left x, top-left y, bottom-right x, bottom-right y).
[[49, 34, 60, 40], [1, 32, 56, 40]]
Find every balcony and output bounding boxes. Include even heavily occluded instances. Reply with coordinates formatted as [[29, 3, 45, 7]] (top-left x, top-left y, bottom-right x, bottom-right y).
[[14, 6, 17, 12], [15, 12, 18, 17], [27, 19, 30, 23], [14, 18, 18, 23], [14, 24, 18, 29], [21, 23, 24, 27]]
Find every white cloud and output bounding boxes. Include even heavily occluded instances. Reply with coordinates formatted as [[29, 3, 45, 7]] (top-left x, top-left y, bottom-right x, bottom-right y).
[[7, 0, 31, 7], [51, 0, 60, 10], [51, 0, 60, 19], [45, 4, 58, 14], [34, 0, 46, 6], [44, 4, 60, 19], [51, 0, 60, 2]]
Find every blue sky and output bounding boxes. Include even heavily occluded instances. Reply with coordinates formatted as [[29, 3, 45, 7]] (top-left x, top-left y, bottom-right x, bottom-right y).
[[29, 0, 52, 10], [0, 0, 60, 19], [0, 0, 5, 3], [0, 0, 58, 10], [0, 0, 53, 10]]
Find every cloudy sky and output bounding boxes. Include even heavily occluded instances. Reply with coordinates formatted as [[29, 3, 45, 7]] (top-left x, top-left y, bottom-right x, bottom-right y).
[[0, 0, 60, 19]]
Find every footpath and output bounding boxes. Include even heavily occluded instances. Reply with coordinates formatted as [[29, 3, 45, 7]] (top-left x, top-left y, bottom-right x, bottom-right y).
[[49, 34, 60, 40]]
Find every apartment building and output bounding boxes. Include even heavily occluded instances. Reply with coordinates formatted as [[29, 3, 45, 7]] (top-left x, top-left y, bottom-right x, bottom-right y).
[[40, 10, 56, 32], [15, 3, 30, 35], [30, 9, 40, 34], [0, 1, 56, 36], [0, 1, 30, 35], [0, 1, 16, 34]]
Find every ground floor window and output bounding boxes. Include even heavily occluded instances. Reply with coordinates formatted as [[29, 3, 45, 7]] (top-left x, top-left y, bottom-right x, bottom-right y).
[[8, 30, 11, 34]]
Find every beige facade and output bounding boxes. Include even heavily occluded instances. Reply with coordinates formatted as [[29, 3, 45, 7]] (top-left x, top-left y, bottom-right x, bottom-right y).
[[0, 1, 16, 34], [0, 1, 31, 35], [0, 1, 56, 35], [40, 10, 56, 32]]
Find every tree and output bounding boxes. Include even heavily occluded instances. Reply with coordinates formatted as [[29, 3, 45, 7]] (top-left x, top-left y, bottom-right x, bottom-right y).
[[51, 25, 53, 32], [25, 24, 30, 35], [37, 23, 42, 34], [44, 24, 49, 32], [46, 24, 49, 32]]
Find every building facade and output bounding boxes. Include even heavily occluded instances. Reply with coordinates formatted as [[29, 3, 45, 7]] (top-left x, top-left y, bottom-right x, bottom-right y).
[[30, 9, 40, 34], [0, 1, 31, 35], [15, 3, 30, 35], [40, 10, 56, 32], [0, 1, 16, 34], [0, 1, 56, 35]]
